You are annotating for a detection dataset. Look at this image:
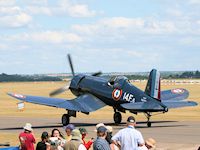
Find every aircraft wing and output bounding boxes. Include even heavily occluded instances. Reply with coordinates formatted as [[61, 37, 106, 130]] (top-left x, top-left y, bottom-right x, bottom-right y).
[[161, 88, 189, 101], [162, 101, 198, 108], [7, 93, 106, 112]]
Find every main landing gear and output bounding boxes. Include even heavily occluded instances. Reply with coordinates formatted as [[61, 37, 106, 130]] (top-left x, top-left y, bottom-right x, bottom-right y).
[[61, 110, 76, 126], [62, 114, 70, 126], [145, 112, 152, 127], [113, 111, 122, 124]]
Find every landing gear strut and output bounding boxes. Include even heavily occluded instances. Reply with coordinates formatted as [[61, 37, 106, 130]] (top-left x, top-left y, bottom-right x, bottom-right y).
[[62, 114, 70, 126], [114, 111, 122, 124], [145, 112, 152, 127]]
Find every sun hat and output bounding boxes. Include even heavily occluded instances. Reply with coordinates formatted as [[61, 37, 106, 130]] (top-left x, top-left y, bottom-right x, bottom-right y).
[[106, 126, 113, 132], [71, 129, 82, 140], [127, 116, 135, 123], [23, 123, 33, 131], [145, 138, 156, 148]]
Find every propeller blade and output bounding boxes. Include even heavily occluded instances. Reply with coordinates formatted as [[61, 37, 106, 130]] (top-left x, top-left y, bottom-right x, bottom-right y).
[[67, 54, 75, 76], [92, 71, 102, 76], [49, 84, 69, 96]]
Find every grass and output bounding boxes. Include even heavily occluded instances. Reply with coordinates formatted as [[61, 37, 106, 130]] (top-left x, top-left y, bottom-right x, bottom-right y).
[[0, 81, 200, 146]]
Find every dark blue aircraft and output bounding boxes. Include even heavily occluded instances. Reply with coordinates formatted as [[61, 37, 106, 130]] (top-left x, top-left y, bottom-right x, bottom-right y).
[[8, 55, 198, 127]]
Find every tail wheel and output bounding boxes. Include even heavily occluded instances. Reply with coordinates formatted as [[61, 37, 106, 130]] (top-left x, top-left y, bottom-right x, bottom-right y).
[[114, 112, 122, 124], [62, 114, 70, 126]]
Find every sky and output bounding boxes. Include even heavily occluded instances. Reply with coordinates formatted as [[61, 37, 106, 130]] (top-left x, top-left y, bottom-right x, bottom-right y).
[[0, 0, 200, 74]]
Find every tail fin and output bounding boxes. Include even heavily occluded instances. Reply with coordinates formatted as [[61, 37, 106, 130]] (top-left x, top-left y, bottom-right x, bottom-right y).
[[145, 69, 161, 100]]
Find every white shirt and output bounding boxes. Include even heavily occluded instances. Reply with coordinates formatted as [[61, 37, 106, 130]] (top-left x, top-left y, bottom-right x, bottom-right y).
[[78, 144, 87, 150], [112, 125, 144, 150]]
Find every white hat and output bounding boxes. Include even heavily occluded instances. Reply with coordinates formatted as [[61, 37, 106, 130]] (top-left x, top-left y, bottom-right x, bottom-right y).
[[23, 123, 33, 131], [106, 126, 113, 132], [94, 123, 105, 132]]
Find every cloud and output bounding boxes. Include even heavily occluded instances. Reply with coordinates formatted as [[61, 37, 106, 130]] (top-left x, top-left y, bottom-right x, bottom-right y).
[[4, 31, 82, 43], [0, 0, 15, 6], [0, 12, 32, 28]]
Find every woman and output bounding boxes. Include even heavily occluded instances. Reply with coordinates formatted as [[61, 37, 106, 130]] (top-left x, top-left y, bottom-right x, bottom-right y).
[[50, 129, 66, 150]]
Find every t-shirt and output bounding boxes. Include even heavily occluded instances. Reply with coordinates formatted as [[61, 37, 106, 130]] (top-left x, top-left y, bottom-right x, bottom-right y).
[[19, 132, 36, 150], [93, 137, 110, 150], [36, 141, 46, 150]]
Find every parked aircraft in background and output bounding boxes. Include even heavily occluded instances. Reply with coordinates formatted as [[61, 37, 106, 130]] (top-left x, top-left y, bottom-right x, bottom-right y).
[[8, 55, 198, 127]]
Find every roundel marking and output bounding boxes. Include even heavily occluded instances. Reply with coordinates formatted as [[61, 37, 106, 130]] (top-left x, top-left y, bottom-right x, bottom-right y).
[[112, 89, 122, 101], [171, 88, 184, 94]]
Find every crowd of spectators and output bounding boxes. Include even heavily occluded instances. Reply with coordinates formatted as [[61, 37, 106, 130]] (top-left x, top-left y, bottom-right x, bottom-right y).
[[17, 116, 156, 150]]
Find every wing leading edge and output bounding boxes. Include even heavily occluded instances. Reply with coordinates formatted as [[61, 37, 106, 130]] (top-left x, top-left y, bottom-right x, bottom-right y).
[[7, 93, 106, 112]]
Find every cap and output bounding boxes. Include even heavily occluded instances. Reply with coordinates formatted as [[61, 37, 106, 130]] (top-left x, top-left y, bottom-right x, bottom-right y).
[[79, 128, 87, 134], [97, 126, 107, 133], [23, 123, 33, 131], [71, 129, 82, 140], [127, 116, 135, 123], [64, 124, 75, 131], [145, 138, 156, 148], [41, 131, 49, 139], [94, 123, 105, 132]]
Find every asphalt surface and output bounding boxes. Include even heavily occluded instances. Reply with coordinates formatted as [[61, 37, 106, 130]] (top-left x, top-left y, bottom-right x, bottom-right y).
[[0, 116, 199, 150]]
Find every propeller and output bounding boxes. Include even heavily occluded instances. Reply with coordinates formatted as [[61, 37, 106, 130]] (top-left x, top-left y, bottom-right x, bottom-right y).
[[49, 54, 74, 97], [49, 54, 102, 97], [49, 83, 70, 97]]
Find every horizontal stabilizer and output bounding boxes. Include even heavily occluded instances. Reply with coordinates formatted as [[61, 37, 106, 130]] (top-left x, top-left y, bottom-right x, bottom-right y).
[[162, 101, 198, 108], [7, 93, 106, 112], [121, 101, 165, 112], [161, 88, 189, 101]]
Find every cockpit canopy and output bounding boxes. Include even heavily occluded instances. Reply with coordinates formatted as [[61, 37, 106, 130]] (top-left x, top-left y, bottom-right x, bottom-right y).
[[108, 76, 129, 88]]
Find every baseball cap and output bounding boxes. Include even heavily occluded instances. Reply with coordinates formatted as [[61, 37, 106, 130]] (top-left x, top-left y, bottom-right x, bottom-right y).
[[127, 116, 135, 123], [64, 124, 75, 131], [79, 128, 87, 134], [94, 123, 105, 132], [97, 126, 107, 133]]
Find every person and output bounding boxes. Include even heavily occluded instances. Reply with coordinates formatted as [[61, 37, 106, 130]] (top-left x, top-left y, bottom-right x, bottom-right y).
[[36, 131, 50, 150], [94, 123, 105, 132], [64, 124, 75, 142], [105, 126, 120, 150], [139, 138, 156, 150], [19, 123, 36, 150], [79, 128, 93, 150], [93, 126, 111, 150], [50, 128, 66, 150], [64, 129, 86, 150], [112, 116, 145, 150]]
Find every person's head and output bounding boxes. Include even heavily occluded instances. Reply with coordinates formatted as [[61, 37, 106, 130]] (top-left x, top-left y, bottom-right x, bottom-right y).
[[64, 124, 75, 136], [51, 128, 64, 138], [105, 126, 113, 144], [97, 126, 107, 138], [94, 123, 105, 132], [145, 138, 156, 149], [23, 123, 33, 133], [41, 131, 49, 142], [79, 128, 87, 139], [71, 129, 82, 141], [127, 116, 136, 126]]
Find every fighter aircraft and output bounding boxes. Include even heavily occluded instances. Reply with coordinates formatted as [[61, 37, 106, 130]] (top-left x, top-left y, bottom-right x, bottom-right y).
[[8, 55, 198, 127]]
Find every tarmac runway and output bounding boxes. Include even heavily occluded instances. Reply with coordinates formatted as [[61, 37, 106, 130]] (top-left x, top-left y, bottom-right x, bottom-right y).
[[0, 116, 199, 150]]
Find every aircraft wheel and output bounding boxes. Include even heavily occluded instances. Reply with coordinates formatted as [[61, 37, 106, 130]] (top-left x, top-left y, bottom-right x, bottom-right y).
[[114, 112, 122, 124], [147, 122, 151, 127], [62, 114, 70, 126]]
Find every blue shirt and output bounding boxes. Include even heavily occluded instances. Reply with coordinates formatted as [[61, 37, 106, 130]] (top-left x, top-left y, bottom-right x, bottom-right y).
[[93, 137, 111, 150], [112, 126, 144, 150]]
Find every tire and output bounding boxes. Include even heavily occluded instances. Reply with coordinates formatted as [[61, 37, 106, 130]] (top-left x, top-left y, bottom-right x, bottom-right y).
[[114, 112, 122, 124], [62, 114, 70, 126]]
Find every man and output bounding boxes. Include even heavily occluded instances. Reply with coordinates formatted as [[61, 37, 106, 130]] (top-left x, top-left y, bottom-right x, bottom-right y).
[[36, 131, 50, 150], [64, 129, 86, 150], [93, 126, 111, 150], [19, 123, 36, 150], [112, 116, 145, 150]]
